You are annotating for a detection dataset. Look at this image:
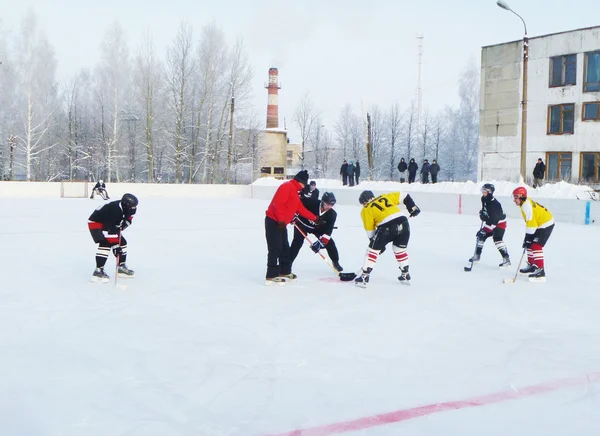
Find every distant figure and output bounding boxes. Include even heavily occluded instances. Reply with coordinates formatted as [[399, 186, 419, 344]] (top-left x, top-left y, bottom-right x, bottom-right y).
[[346, 160, 356, 187], [397, 158, 407, 183], [430, 160, 440, 184], [302, 180, 319, 200], [355, 161, 361, 185], [90, 180, 110, 200], [340, 159, 348, 186], [421, 159, 431, 184], [533, 158, 546, 188], [408, 158, 418, 184]]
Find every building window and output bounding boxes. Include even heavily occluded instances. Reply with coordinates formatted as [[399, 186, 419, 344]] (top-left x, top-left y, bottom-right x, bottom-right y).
[[547, 152, 572, 181], [286, 160, 293, 166], [584, 51, 600, 92], [287, 151, 293, 159], [260, 167, 272, 175], [583, 102, 600, 121], [548, 104, 575, 134], [581, 153, 600, 182], [550, 54, 576, 87], [273, 167, 284, 174]]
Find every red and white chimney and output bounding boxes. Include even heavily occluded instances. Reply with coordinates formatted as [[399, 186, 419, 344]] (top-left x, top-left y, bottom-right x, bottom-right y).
[[265, 67, 281, 129]]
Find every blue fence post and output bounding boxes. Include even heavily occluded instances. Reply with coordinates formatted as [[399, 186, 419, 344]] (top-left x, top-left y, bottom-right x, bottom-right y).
[[585, 201, 591, 225]]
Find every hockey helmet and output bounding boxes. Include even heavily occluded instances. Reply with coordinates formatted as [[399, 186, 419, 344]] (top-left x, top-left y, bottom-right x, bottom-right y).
[[99, 180, 103, 184], [481, 183, 495, 195], [359, 190, 375, 205], [512, 186, 527, 199], [321, 192, 336, 205], [121, 193, 139, 210]]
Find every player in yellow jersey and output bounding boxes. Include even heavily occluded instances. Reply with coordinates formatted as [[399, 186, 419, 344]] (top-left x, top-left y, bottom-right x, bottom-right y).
[[354, 190, 421, 287], [512, 186, 555, 282]]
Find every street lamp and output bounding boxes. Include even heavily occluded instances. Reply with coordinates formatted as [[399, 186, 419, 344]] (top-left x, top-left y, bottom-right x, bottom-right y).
[[496, 0, 528, 183]]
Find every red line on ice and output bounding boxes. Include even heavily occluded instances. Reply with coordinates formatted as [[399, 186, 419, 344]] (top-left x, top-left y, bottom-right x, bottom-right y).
[[267, 371, 600, 436]]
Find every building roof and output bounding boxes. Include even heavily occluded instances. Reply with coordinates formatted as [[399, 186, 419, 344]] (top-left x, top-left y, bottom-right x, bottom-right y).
[[482, 24, 600, 49]]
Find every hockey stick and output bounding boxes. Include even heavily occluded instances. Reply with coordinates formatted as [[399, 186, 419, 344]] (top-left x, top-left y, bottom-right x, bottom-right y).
[[464, 222, 484, 272], [293, 222, 357, 281], [503, 248, 526, 284]]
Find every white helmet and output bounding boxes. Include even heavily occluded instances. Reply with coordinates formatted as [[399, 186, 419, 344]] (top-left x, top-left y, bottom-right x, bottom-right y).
[[99, 180, 103, 184]]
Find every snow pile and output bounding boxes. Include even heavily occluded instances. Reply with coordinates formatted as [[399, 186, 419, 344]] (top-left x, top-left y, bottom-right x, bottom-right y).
[[252, 177, 596, 199]]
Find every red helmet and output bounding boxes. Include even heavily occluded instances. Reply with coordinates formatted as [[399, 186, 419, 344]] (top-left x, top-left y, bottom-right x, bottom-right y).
[[512, 186, 527, 199]]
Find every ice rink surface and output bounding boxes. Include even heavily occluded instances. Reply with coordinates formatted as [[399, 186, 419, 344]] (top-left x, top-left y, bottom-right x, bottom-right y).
[[1, 196, 600, 435]]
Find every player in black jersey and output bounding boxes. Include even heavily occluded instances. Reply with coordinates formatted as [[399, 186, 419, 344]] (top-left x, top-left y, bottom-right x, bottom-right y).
[[290, 191, 344, 272], [88, 193, 138, 282]]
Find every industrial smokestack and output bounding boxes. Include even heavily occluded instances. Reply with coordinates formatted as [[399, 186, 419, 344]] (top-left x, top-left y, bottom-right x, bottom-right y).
[[265, 67, 281, 129]]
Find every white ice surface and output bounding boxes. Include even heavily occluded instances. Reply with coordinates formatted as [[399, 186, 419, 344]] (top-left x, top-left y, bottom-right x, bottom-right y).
[[1, 197, 600, 436]]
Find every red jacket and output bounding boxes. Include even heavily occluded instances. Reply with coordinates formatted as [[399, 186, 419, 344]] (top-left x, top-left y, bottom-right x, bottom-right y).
[[266, 179, 317, 224]]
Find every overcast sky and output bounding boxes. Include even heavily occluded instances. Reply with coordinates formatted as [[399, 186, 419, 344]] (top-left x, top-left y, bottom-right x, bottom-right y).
[[0, 0, 598, 142]]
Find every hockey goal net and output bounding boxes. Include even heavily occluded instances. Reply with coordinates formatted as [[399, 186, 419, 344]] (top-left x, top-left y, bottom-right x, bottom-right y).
[[60, 181, 89, 198]]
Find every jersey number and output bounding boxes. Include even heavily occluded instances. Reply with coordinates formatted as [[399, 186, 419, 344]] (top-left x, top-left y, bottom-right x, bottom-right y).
[[370, 197, 392, 211], [532, 201, 548, 212]]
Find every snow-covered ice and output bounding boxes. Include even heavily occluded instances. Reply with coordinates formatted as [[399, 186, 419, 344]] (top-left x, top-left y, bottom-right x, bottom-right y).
[[1, 194, 600, 436]]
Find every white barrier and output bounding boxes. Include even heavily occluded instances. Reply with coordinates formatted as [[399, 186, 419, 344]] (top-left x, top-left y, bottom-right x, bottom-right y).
[[1, 181, 597, 226]]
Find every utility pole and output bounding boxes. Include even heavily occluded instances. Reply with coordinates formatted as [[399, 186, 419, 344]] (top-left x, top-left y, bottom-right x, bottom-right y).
[[366, 113, 373, 180], [226, 87, 235, 184], [416, 35, 424, 127]]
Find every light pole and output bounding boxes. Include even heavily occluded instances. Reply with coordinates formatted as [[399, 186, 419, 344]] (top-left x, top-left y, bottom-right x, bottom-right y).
[[497, 0, 528, 183]]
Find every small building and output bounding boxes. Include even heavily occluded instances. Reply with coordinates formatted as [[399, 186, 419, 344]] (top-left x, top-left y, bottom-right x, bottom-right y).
[[479, 26, 600, 184]]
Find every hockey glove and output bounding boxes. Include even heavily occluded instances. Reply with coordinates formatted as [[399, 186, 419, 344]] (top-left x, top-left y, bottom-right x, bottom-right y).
[[479, 210, 488, 221], [409, 206, 421, 218], [120, 219, 132, 230], [310, 239, 325, 253], [112, 245, 123, 258], [403, 194, 421, 217], [522, 233, 534, 248]]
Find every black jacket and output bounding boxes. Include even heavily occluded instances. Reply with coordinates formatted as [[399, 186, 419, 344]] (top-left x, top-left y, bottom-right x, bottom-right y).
[[430, 163, 440, 175], [340, 163, 348, 175], [408, 161, 418, 175], [93, 182, 106, 190], [421, 163, 431, 174], [397, 161, 407, 172], [302, 186, 319, 200], [355, 162, 361, 177], [296, 197, 336, 237], [533, 162, 546, 179], [481, 196, 506, 227]]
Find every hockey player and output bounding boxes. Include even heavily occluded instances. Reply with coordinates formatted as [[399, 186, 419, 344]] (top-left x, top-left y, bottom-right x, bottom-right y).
[[264, 170, 318, 285], [512, 186, 555, 282], [90, 180, 110, 200], [469, 183, 511, 267], [88, 193, 138, 282], [355, 190, 421, 287], [290, 191, 344, 272]]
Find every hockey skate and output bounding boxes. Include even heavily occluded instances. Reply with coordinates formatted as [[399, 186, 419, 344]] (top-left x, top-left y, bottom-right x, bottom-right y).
[[265, 277, 286, 286], [519, 263, 537, 274], [279, 273, 297, 281], [398, 266, 411, 285], [354, 268, 371, 288], [117, 264, 135, 278], [332, 261, 344, 272], [91, 267, 110, 283], [468, 253, 481, 263], [499, 256, 511, 268], [528, 267, 546, 283]]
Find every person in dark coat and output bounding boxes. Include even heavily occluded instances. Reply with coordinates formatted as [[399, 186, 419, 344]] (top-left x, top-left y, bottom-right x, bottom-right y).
[[430, 160, 440, 184], [408, 158, 418, 183], [340, 160, 348, 186], [421, 159, 431, 184], [355, 161, 361, 185], [533, 158, 546, 188], [302, 180, 319, 200], [264, 170, 318, 285], [397, 158, 408, 183], [346, 160, 356, 187]]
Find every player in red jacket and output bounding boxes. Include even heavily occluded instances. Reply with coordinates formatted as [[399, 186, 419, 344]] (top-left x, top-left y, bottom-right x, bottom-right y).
[[265, 170, 317, 285]]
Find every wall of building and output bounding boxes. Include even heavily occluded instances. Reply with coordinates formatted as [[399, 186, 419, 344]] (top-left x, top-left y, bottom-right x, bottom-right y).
[[257, 130, 288, 178], [480, 27, 600, 183]]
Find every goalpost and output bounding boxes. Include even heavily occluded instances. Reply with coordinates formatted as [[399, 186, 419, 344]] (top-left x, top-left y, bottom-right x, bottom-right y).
[[60, 181, 89, 198]]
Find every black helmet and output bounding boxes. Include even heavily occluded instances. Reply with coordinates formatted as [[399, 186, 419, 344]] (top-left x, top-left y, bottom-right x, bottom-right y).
[[121, 193, 139, 209], [481, 183, 495, 195], [321, 192, 336, 205], [359, 190, 375, 205]]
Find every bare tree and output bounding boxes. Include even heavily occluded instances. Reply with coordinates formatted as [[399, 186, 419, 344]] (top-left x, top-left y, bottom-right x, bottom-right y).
[[293, 93, 319, 171], [386, 102, 404, 180]]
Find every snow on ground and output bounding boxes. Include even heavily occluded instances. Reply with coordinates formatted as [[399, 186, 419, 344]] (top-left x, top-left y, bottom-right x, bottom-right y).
[[253, 177, 597, 200], [1, 195, 600, 435]]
